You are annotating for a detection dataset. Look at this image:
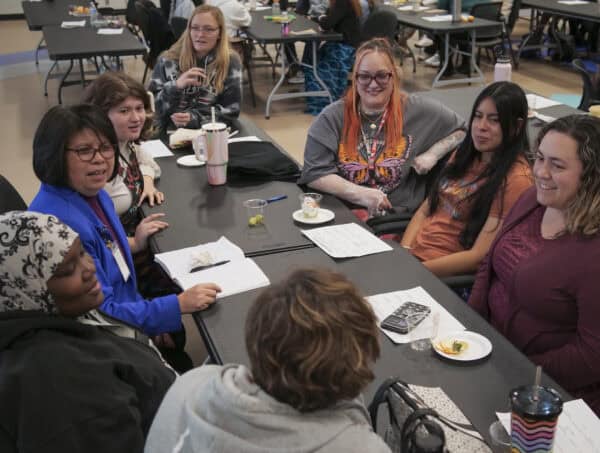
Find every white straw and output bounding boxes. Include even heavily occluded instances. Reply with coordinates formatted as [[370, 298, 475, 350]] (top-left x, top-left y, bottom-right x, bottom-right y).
[[211, 107, 216, 124]]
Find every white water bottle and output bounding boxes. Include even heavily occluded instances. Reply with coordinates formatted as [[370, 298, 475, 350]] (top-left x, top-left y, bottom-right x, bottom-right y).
[[89, 2, 99, 27], [494, 56, 512, 82]]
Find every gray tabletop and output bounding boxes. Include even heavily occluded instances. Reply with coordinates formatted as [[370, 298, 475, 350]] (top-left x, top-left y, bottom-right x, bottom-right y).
[[42, 25, 145, 60], [194, 246, 570, 444], [382, 5, 502, 33], [523, 0, 600, 23], [244, 10, 342, 43], [22, 0, 88, 31], [144, 117, 359, 257]]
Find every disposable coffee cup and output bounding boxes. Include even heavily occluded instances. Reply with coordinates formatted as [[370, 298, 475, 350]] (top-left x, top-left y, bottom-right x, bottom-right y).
[[509, 385, 562, 453], [202, 122, 228, 185]]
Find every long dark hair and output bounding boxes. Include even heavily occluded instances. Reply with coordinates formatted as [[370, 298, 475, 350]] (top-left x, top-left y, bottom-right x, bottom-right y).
[[428, 81, 529, 249]]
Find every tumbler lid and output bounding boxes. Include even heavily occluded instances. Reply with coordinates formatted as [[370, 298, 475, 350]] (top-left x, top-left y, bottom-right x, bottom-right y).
[[202, 122, 227, 132], [510, 385, 563, 419]]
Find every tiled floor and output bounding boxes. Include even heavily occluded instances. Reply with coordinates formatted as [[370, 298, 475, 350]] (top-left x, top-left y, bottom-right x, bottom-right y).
[[0, 16, 583, 363]]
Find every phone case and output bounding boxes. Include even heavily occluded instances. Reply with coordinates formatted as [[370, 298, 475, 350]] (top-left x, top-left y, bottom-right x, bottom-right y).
[[380, 302, 431, 335]]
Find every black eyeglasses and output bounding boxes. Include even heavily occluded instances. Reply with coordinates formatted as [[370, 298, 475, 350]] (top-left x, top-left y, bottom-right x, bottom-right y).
[[356, 71, 393, 87], [66, 143, 115, 162]]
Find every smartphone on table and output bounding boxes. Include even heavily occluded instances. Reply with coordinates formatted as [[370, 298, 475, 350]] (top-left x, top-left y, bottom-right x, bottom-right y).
[[380, 302, 431, 335]]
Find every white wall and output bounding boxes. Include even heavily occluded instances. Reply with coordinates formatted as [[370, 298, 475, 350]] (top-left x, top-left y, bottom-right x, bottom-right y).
[[0, 0, 23, 15]]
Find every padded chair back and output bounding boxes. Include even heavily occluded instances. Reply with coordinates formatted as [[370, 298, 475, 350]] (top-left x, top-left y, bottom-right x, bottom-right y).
[[0, 175, 27, 214], [361, 8, 399, 45], [572, 58, 598, 111], [171, 16, 188, 40], [470, 2, 503, 40], [135, 0, 175, 64]]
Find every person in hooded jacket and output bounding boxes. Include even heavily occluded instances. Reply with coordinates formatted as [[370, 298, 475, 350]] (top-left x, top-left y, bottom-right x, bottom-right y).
[[0, 211, 175, 453], [144, 269, 391, 453]]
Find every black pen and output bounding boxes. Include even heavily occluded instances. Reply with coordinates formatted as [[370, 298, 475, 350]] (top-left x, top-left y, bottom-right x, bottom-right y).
[[190, 260, 231, 273]]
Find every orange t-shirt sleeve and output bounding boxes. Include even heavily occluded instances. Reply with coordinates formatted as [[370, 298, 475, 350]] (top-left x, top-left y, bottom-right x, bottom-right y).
[[489, 159, 533, 219]]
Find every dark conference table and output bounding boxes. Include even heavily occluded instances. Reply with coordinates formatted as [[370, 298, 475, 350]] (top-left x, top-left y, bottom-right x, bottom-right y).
[[382, 6, 501, 88], [244, 11, 342, 118], [42, 25, 145, 103], [522, 0, 600, 23], [145, 117, 359, 257], [193, 246, 570, 444]]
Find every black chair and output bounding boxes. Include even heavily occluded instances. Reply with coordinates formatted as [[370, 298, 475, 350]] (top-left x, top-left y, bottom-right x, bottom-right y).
[[361, 8, 416, 73], [572, 58, 600, 111], [0, 175, 27, 214], [170, 16, 188, 40], [456, 2, 505, 66], [132, 0, 175, 83]]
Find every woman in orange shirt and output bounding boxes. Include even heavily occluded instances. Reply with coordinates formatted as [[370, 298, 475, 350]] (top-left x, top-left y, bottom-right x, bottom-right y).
[[401, 81, 533, 278]]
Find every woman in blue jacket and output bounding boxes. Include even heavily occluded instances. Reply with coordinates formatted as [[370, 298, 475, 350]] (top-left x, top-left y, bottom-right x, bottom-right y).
[[29, 105, 220, 357]]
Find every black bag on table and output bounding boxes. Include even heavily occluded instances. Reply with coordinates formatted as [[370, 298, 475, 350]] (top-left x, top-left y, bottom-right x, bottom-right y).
[[227, 141, 301, 182], [369, 377, 489, 453]]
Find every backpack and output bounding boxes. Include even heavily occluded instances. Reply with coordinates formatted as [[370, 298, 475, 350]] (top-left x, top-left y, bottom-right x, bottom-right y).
[[368, 378, 490, 452]]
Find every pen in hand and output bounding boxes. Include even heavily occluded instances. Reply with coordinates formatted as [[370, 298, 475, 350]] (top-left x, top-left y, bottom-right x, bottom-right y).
[[190, 260, 231, 273]]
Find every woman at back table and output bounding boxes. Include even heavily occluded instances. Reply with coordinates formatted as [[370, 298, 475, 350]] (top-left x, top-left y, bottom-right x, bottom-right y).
[[298, 38, 466, 216], [29, 105, 221, 341], [469, 114, 600, 415], [149, 4, 242, 134], [401, 82, 533, 278]]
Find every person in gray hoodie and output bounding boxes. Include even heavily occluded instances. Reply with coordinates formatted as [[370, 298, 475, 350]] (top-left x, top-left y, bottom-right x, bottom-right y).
[[144, 269, 391, 453]]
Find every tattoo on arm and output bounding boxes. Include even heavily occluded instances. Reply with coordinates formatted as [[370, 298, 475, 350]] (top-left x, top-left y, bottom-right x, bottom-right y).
[[428, 129, 466, 159]]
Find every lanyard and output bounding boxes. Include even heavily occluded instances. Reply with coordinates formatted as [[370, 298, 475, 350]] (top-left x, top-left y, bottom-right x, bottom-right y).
[[360, 108, 388, 172]]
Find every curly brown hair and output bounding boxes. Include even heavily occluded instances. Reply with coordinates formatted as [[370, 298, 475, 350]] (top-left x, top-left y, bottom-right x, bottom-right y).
[[245, 269, 380, 412], [82, 71, 153, 140]]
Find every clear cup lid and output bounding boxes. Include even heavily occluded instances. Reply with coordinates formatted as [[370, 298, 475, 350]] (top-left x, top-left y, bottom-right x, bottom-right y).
[[510, 385, 563, 419]]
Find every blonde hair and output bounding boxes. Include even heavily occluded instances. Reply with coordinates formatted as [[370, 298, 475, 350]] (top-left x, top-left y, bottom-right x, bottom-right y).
[[163, 5, 231, 92]]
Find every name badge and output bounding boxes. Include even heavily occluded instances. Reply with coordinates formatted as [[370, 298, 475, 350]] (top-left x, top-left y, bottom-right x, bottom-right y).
[[112, 245, 131, 282]]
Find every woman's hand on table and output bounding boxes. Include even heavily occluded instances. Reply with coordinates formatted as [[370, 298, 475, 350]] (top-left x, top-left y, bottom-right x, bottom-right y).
[[178, 283, 222, 313], [140, 175, 164, 207], [170, 112, 192, 128], [175, 67, 206, 89], [130, 213, 169, 253]]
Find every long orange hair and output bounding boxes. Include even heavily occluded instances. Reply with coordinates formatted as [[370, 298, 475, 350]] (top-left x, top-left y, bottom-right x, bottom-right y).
[[342, 38, 406, 155]]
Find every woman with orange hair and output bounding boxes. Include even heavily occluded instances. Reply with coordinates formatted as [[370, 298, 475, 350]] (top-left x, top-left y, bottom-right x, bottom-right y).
[[299, 38, 466, 215]]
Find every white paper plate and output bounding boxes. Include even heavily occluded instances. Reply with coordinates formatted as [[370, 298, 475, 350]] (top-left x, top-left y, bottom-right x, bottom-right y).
[[292, 208, 335, 225], [433, 331, 492, 362], [176, 155, 206, 167]]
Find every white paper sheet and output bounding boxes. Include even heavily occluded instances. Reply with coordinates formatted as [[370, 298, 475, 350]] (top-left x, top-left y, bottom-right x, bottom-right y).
[[252, 5, 271, 10], [228, 135, 262, 144], [367, 286, 465, 344], [496, 399, 600, 452], [97, 28, 124, 35], [301, 223, 393, 258], [290, 29, 317, 35], [557, 0, 588, 5], [140, 140, 174, 158], [154, 237, 270, 298], [61, 20, 86, 28], [526, 94, 561, 110], [397, 5, 431, 11], [423, 14, 452, 21]]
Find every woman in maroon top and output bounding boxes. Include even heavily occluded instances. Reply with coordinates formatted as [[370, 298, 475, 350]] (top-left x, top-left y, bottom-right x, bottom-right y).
[[469, 114, 600, 415]]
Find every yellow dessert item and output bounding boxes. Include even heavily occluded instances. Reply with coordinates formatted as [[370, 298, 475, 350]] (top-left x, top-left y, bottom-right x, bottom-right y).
[[435, 339, 469, 355]]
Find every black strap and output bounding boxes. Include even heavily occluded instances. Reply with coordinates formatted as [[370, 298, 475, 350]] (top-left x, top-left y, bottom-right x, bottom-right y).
[[401, 408, 443, 453], [368, 376, 407, 428]]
